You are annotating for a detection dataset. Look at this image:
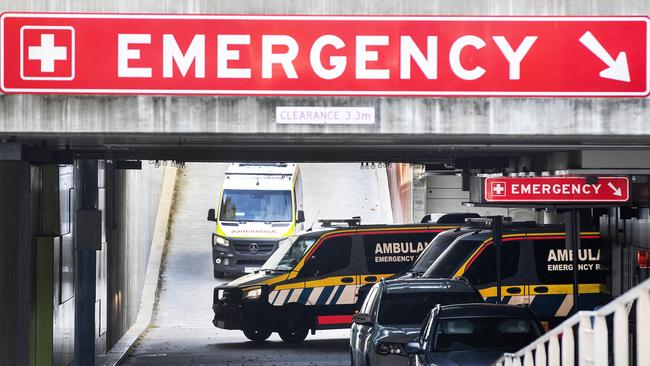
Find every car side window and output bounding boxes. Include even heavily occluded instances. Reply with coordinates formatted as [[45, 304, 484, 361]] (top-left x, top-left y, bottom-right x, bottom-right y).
[[360, 286, 379, 314], [464, 241, 520, 286], [297, 236, 352, 278]]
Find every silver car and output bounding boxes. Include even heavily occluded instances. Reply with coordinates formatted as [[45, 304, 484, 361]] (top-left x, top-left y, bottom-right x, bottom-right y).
[[350, 278, 483, 366]]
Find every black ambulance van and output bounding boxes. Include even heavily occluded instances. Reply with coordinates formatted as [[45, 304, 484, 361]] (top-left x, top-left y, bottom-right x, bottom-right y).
[[423, 222, 610, 325], [212, 220, 466, 343]]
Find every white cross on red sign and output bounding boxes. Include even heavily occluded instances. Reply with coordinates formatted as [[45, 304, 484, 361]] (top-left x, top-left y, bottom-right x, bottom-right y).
[[1, 14, 648, 96], [28, 34, 67, 72], [484, 176, 630, 202]]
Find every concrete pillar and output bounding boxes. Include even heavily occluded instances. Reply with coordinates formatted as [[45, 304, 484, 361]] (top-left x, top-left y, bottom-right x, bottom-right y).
[[74, 160, 99, 365], [0, 161, 38, 365]]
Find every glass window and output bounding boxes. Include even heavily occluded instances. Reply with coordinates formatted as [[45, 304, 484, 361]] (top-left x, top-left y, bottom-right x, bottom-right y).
[[59, 165, 73, 235], [362, 232, 437, 274], [411, 233, 461, 274], [297, 236, 352, 278], [59, 165, 75, 304], [424, 239, 482, 278], [377, 292, 482, 327], [533, 238, 605, 284], [262, 235, 317, 271], [219, 189, 292, 222], [434, 317, 541, 352], [463, 241, 520, 286], [360, 286, 379, 314]]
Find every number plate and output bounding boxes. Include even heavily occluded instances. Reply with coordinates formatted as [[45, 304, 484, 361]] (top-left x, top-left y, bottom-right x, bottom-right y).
[[244, 267, 260, 273]]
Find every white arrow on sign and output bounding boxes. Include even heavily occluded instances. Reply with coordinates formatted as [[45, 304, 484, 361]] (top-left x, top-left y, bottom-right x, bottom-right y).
[[579, 31, 631, 83], [608, 182, 623, 197]]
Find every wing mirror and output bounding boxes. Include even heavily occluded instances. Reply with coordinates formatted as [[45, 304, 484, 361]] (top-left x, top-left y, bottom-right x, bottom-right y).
[[405, 342, 424, 355], [207, 208, 216, 222], [352, 313, 373, 326], [297, 210, 305, 223]]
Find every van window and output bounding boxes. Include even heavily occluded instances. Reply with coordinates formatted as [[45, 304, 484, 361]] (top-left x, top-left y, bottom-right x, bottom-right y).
[[532, 238, 605, 284], [463, 241, 520, 285], [362, 232, 436, 274], [297, 236, 352, 278]]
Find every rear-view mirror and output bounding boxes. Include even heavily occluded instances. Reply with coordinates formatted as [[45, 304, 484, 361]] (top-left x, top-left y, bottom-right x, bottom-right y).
[[207, 208, 216, 222], [297, 210, 305, 223], [352, 313, 373, 326]]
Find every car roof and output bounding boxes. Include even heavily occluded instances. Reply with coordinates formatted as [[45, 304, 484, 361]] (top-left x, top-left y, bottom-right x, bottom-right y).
[[381, 278, 476, 294], [438, 303, 537, 318]]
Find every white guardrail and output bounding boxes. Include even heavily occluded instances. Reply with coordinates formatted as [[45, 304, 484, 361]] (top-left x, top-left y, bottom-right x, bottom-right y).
[[494, 278, 650, 366]]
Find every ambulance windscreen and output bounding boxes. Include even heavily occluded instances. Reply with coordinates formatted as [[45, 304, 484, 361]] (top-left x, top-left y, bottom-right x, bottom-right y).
[[424, 239, 482, 278], [262, 236, 317, 271], [410, 234, 460, 274], [220, 189, 292, 222]]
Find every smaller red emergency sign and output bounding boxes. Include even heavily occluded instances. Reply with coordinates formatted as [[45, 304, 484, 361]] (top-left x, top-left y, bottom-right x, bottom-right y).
[[484, 176, 629, 202]]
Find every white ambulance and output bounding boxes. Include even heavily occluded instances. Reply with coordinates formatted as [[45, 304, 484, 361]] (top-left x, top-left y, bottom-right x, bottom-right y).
[[208, 163, 304, 277]]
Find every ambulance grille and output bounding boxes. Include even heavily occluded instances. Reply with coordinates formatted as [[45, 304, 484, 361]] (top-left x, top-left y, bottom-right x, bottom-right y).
[[232, 241, 275, 254]]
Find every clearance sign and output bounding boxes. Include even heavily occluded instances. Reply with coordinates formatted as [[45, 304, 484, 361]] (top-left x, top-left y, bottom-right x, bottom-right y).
[[0, 13, 648, 96], [484, 176, 630, 203]]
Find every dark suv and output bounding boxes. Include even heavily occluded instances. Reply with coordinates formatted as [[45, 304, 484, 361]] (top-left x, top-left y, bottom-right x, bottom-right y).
[[350, 278, 483, 366]]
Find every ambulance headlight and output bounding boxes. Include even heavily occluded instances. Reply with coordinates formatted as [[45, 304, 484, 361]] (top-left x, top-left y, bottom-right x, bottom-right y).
[[243, 286, 263, 300], [375, 342, 407, 356], [213, 234, 229, 248]]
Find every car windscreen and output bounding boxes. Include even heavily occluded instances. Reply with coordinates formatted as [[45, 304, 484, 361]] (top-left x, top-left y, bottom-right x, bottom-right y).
[[433, 317, 541, 352], [410, 234, 461, 274], [261, 236, 318, 271], [377, 292, 482, 327], [219, 189, 292, 222], [423, 238, 482, 278]]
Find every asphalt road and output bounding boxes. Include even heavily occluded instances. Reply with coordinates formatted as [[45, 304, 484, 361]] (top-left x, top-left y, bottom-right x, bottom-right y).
[[121, 163, 392, 365]]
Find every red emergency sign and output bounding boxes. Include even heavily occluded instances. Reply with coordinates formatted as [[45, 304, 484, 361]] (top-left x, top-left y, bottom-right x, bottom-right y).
[[1, 14, 648, 96], [484, 176, 629, 202]]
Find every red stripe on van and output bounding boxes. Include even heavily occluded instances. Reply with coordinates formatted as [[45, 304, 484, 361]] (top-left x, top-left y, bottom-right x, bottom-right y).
[[317, 315, 353, 325]]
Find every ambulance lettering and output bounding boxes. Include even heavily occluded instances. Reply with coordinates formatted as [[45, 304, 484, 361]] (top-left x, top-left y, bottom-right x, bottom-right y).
[[546, 249, 602, 272], [374, 241, 426, 263]]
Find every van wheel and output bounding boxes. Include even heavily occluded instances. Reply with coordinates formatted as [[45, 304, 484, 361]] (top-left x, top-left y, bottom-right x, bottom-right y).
[[279, 317, 309, 344], [243, 328, 272, 342], [213, 269, 225, 278]]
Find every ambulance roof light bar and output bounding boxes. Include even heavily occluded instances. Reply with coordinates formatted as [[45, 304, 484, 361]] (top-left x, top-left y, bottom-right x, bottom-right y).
[[318, 216, 362, 228], [464, 217, 539, 229]]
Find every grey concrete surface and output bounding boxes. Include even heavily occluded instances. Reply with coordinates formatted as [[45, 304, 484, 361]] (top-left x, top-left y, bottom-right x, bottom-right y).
[[1, 0, 649, 17], [121, 163, 392, 365]]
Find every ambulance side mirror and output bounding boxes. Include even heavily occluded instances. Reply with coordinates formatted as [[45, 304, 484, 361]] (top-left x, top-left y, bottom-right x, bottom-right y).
[[207, 209, 216, 222], [297, 210, 305, 223]]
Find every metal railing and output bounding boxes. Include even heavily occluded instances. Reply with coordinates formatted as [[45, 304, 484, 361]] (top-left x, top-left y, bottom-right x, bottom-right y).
[[493, 278, 650, 366]]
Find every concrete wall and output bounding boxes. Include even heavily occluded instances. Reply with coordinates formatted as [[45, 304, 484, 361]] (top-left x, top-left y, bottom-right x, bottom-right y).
[[0, 0, 649, 140], [106, 162, 165, 349]]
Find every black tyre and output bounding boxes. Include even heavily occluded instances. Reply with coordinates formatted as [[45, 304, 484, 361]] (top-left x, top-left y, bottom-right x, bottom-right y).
[[213, 269, 225, 278], [278, 319, 309, 344], [242, 328, 272, 342]]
